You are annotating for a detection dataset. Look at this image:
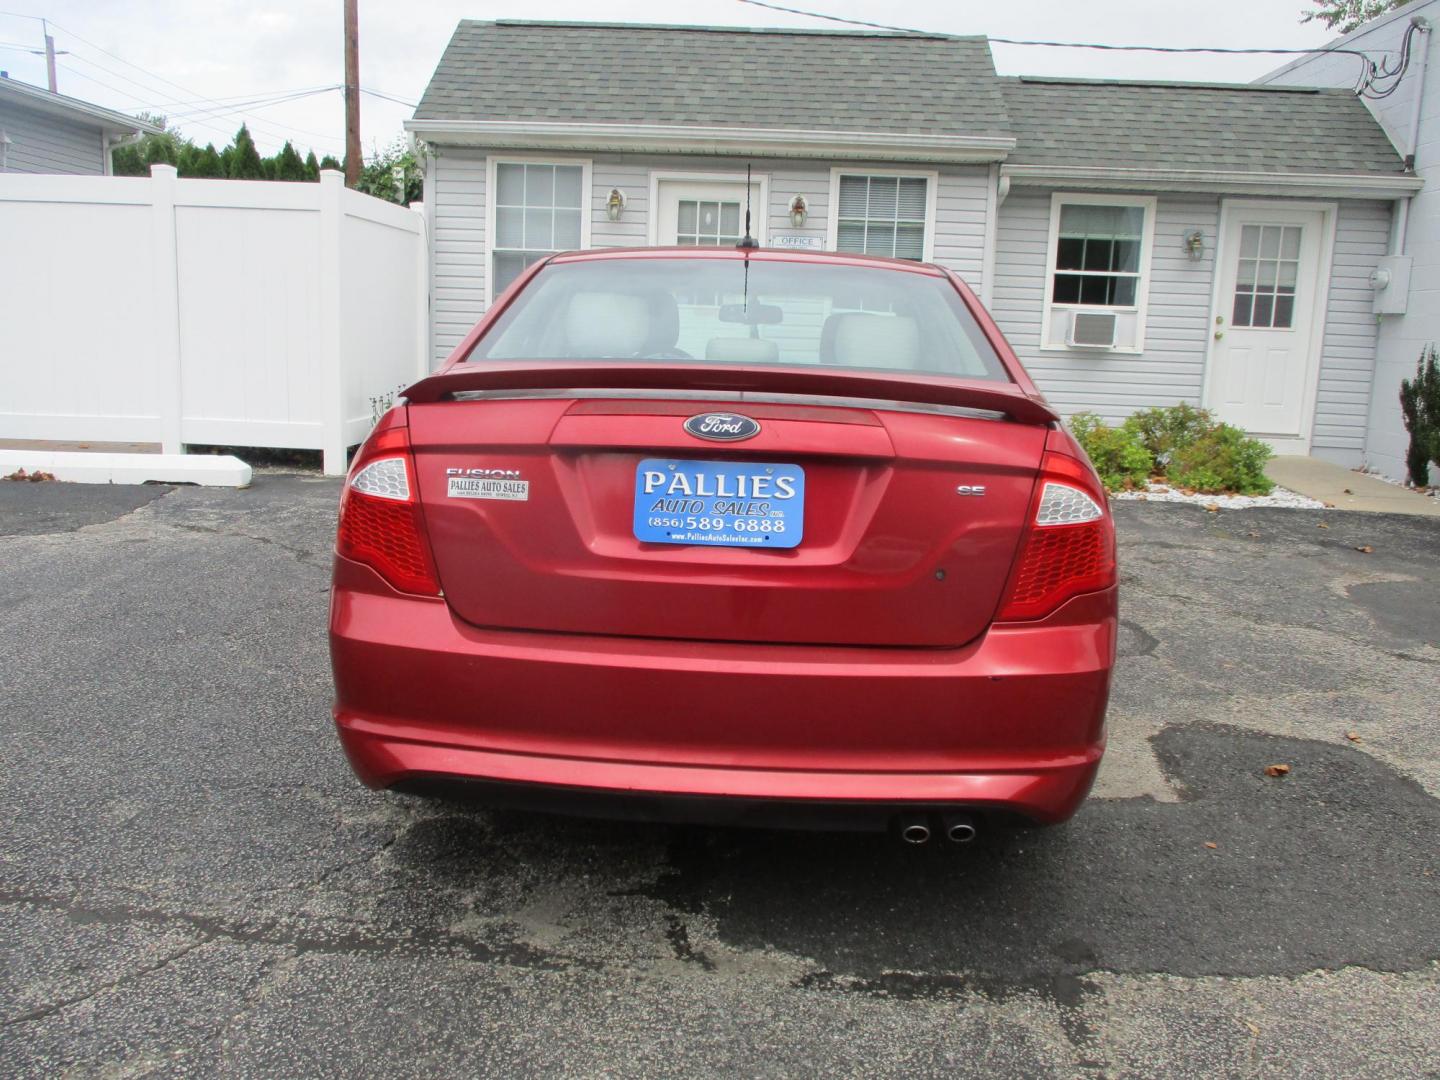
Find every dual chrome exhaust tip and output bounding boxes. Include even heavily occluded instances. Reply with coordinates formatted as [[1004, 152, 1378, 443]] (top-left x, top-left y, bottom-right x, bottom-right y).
[[896, 812, 978, 845]]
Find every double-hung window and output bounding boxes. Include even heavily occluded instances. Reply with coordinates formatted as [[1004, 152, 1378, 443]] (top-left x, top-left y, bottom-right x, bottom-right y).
[[1043, 194, 1155, 351], [491, 160, 587, 298], [830, 172, 933, 260]]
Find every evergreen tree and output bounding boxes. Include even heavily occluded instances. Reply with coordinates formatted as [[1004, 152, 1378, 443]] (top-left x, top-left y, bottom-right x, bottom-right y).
[[273, 141, 307, 181], [227, 124, 264, 180], [319, 154, 342, 172], [304, 149, 321, 181], [112, 142, 147, 176], [186, 144, 224, 179], [142, 134, 179, 168]]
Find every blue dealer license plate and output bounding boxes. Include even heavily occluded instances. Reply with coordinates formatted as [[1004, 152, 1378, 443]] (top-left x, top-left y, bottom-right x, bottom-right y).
[[633, 459, 804, 548]]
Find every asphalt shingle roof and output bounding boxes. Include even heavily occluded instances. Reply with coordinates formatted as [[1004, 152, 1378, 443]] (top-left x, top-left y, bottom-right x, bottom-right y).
[[1001, 76, 1406, 175], [414, 23, 1406, 178], [414, 21, 1012, 138]]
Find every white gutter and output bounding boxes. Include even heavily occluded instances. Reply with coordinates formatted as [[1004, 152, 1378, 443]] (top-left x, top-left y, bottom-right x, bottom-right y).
[[1394, 16, 1432, 256], [404, 119, 1016, 163], [1000, 163, 1424, 200]]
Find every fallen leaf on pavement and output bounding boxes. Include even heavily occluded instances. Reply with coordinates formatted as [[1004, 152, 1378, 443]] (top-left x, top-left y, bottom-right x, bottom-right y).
[[1204, 842, 1218, 849], [1343, 488, 1354, 495], [1204, 503, 1220, 513], [1264, 764, 1291, 778], [1245, 1021, 1261, 1037], [1317, 522, 1330, 529], [1346, 731, 1362, 742], [1354, 545, 1373, 553]]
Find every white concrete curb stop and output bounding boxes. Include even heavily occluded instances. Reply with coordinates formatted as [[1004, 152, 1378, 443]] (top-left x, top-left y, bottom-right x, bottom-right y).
[[1, 450, 252, 488]]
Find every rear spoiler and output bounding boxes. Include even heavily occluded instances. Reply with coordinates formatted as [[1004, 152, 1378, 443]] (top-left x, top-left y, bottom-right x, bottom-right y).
[[404, 361, 1059, 425]]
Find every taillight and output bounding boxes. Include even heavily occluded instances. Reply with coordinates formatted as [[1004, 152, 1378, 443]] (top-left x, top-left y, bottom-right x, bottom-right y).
[[997, 449, 1116, 621], [336, 408, 441, 596]]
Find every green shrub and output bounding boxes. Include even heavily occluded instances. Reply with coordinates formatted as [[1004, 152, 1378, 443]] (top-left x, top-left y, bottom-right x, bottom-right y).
[[1121, 403, 1214, 466], [1068, 412, 1152, 492], [1167, 424, 1274, 495], [1398, 345, 1440, 487]]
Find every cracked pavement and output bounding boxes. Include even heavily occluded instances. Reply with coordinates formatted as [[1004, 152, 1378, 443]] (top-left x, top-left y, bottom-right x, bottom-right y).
[[1, 476, 1438, 1078]]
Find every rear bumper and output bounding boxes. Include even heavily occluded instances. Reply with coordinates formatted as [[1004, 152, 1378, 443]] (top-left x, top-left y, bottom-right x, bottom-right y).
[[330, 557, 1115, 826]]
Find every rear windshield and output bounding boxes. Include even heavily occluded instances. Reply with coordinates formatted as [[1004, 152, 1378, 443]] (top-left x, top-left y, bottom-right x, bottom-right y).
[[466, 258, 1009, 382]]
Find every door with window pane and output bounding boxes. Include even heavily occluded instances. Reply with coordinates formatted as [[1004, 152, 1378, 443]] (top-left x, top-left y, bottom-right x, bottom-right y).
[[655, 180, 763, 248], [1205, 205, 1325, 441], [492, 161, 585, 297]]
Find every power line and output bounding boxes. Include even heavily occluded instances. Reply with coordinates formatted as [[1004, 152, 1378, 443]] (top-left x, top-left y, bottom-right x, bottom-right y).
[[733, 0, 1388, 91], [165, 86, 342, 126], [53, 62, 245, 144], [358, 86, 417, 109], [44, 17, 341, 150]]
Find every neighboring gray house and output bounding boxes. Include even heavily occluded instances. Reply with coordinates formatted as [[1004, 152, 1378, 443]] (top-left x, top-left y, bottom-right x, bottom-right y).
[[0, 74, 159, 175], [1261, 0, 1436, 481], [407, 20, 1421, 465]]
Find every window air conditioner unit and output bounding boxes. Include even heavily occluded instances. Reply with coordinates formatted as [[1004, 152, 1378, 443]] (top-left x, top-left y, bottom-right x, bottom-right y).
[[1067, 310, 1118, 349]]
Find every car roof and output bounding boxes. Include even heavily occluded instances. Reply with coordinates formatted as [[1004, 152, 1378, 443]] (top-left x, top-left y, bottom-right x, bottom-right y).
[[546, 247, 949, 276]]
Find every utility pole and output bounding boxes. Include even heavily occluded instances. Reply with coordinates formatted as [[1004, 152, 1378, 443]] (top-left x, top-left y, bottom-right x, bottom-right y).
[[42, 19, 58, 93], [343, 0, 360, 187]]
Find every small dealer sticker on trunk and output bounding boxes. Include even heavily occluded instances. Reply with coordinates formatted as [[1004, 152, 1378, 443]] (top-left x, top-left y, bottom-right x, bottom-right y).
[[447, 477, 529, 501]]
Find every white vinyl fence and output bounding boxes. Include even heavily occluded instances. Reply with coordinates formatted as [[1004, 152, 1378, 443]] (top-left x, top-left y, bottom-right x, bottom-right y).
[[0, 165, 428, 474]]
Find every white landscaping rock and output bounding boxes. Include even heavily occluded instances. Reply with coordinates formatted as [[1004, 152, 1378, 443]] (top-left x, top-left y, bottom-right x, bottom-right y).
[[0, 450, 252, 488], [1112, 483, 1325, 511]]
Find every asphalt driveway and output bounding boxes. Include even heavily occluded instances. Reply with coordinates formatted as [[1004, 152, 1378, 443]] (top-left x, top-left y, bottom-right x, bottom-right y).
[[2, 476, 1438, 1078]]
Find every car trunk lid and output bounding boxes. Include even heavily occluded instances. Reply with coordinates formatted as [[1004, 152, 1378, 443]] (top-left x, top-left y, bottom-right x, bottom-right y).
[[406, 363, 1054, 648]]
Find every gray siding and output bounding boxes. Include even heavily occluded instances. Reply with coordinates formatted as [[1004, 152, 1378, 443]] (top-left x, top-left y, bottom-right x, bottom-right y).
[[426, 147, 990, 365], [1262, 0, 1432, 478], [991, 189, 1220, 420], [0, 99, 105, 175], [993, 188, 1387, 462], [430, 149, 486, 364], [1313, 200, 1389, 463]]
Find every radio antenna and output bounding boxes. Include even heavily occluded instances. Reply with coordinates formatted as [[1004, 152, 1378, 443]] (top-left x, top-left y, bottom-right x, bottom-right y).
[[737, 163, 758, 250]]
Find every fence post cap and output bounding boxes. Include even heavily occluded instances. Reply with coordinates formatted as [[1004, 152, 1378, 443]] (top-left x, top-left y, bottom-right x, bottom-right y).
[[149, 163, 178, 180]]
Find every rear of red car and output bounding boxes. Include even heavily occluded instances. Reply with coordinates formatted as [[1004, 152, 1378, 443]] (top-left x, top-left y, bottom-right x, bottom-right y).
[[329, 249, 1116, 838]]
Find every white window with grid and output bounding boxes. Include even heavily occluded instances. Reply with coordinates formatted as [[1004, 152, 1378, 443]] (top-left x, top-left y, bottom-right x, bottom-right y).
[[490, 160, 587, 299], [1041, 193, 1156, 352], [829, 172, 933, 260]]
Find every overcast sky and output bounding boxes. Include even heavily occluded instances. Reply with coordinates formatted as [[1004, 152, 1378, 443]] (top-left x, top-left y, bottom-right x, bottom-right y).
[[0, 1, 1355, 158]]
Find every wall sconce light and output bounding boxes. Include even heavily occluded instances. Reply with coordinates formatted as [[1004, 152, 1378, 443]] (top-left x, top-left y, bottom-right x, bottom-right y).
[[605, 188, 627, 222], [1183, 229, 1205, 261], [788, 194, 809, 228]]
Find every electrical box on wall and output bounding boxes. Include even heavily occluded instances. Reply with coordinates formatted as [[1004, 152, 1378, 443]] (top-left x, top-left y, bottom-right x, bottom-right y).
[[1371, 255, 1412, 315]]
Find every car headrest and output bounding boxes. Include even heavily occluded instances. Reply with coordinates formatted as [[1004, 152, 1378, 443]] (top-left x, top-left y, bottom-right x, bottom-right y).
[[821, 313, 920, 369], [563, 292, 653, 357], [705, 337, 780, 363]]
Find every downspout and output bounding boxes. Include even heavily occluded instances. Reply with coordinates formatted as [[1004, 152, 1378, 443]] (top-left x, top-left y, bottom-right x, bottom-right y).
[[105, 129, 149, 176], [1392, 16, 1432, 257]]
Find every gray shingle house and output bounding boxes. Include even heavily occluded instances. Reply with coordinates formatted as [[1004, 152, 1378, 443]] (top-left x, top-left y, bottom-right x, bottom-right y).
[[0, 75, 159, 175], [407, 20, 1421, 465]]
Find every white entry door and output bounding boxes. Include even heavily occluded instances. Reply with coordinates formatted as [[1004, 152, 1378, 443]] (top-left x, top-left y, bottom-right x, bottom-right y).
[[1205, 204, 1329, 445], [654, 179, 765, 247]]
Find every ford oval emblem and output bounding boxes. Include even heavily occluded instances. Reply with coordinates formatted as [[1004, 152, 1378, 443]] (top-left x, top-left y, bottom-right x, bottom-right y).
[[683, 412, 761, 442]]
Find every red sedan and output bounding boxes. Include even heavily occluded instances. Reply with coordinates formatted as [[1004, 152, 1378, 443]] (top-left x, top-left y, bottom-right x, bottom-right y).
[[329, 248, 1116, 843]]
